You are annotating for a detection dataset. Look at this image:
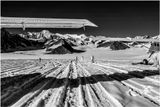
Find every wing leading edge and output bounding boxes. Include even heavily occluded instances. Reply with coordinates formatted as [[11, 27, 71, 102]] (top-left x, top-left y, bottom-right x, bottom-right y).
[[1, 17, 98, 29]]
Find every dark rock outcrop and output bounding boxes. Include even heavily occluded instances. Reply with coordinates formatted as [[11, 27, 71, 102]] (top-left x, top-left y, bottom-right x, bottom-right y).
[[110, 41, 130, 50], [46, 39, 85, 54], [1, 28, 44, 53], [97, 41, 130, 50], [97, 41, 112, 48]]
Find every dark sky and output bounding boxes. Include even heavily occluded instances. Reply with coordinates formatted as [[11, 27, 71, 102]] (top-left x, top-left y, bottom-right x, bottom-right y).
[[1, 1, 159, 37]]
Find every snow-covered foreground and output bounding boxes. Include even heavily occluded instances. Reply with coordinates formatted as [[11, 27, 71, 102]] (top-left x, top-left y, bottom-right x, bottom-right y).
[[1, 59, 159, 107]]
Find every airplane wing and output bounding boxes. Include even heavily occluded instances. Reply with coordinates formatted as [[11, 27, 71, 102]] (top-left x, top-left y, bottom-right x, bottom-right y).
[[0, 17, 98, 29]]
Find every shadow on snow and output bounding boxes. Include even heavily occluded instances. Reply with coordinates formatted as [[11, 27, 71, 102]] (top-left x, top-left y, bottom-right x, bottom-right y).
[[1, 69, 159, 106]]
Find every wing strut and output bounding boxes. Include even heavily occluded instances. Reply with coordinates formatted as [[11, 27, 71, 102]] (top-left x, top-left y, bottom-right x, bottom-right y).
[[21, 22, 25, 30], [83, 24, 85, 31]]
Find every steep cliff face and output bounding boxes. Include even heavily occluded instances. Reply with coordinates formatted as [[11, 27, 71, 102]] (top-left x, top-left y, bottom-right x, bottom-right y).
[[97, 41, 130, 50], [110, 41, 130, 50], [1, 29, 44, 53], [46, 39, 85, 54]]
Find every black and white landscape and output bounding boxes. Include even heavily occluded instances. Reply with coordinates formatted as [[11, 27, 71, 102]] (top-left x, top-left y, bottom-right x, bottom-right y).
[[1, 1, 160, 107]]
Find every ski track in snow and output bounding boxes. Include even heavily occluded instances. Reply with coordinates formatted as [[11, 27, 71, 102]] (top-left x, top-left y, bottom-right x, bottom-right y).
[[1, 59, 160, 107]]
